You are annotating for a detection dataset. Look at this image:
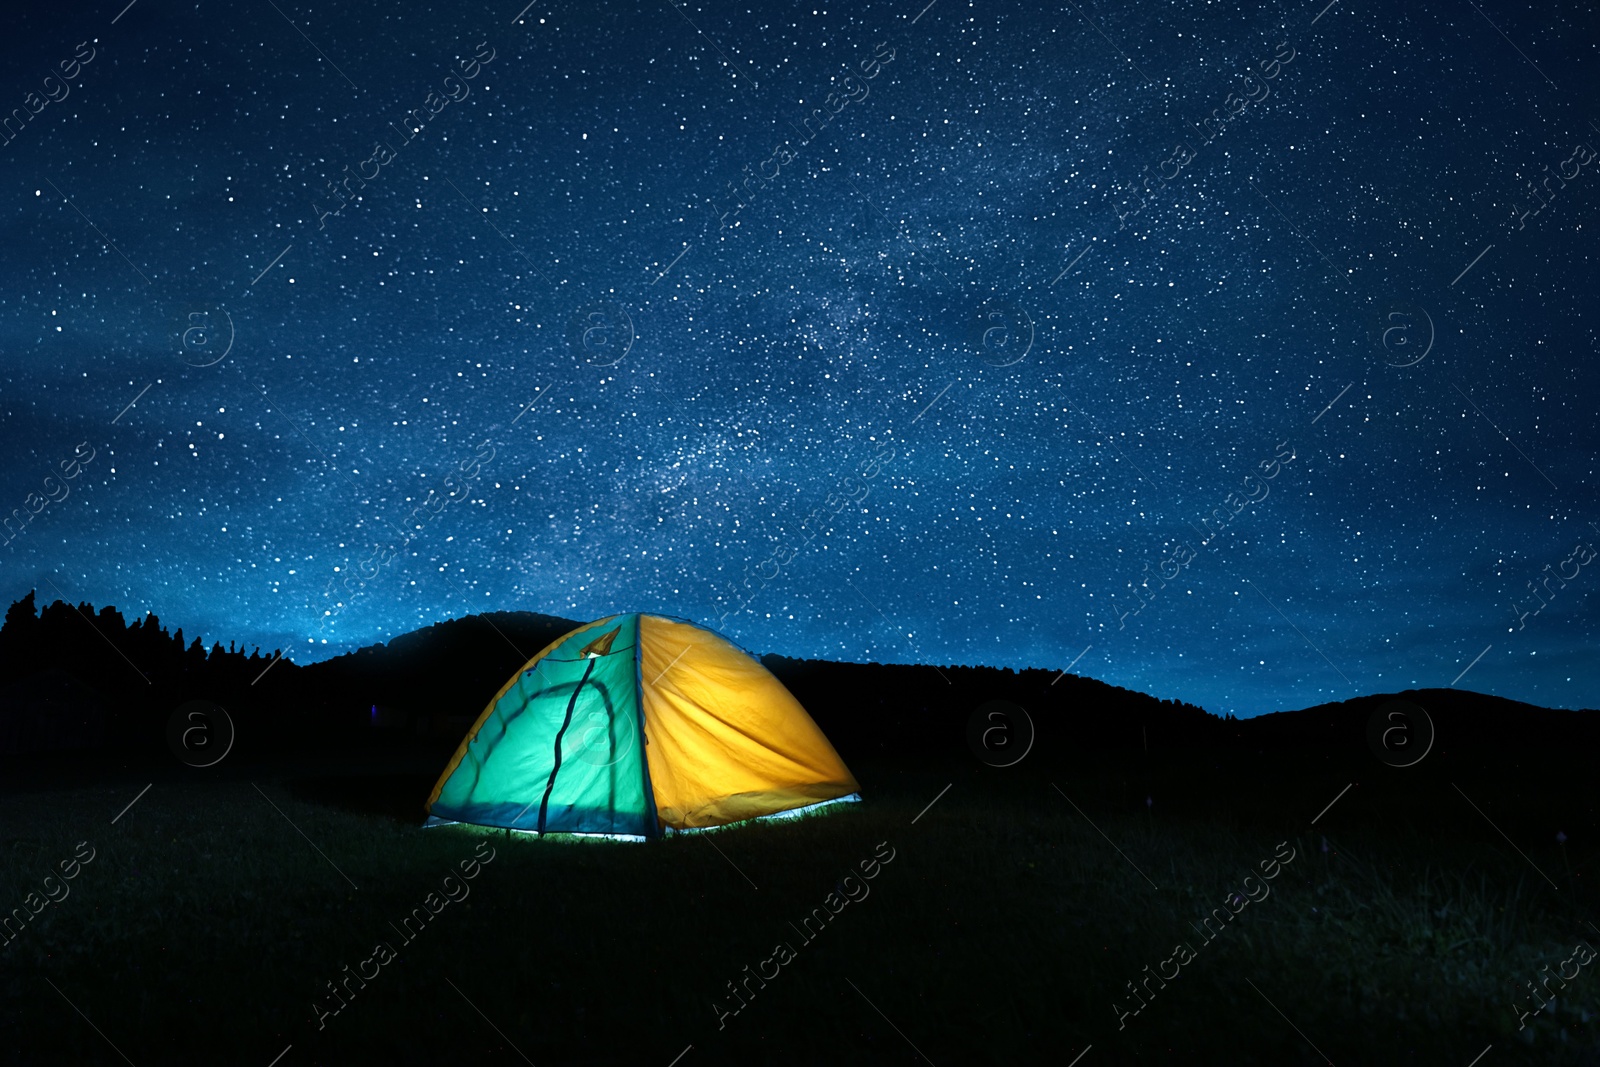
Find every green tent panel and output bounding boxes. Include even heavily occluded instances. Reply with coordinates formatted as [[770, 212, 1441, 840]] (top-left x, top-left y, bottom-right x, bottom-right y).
[[428, 614, 655, 837]]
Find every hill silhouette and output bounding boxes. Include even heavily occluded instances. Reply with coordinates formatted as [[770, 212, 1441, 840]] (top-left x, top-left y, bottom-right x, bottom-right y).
[[0, 593, 1594, 764]]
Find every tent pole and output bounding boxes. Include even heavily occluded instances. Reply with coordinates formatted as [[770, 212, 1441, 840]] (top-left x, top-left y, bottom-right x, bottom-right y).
[[537, 655, 598, 834]]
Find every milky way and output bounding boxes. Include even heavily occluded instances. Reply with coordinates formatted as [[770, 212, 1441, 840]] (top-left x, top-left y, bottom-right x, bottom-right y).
[[1, 0, 1596, 716]]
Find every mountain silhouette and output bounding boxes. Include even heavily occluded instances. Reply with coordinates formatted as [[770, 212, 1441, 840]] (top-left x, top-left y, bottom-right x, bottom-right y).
[[0, 593, 1593, 763]]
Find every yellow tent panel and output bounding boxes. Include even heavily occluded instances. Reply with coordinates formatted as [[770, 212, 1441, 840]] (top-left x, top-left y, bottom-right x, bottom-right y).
[[638, 614, 859, 828]]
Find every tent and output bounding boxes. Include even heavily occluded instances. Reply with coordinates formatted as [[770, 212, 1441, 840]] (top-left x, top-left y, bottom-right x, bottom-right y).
[[424, 613, 860, 840]]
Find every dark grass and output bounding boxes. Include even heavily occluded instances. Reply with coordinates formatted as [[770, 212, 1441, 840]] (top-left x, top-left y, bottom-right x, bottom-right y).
[[1, 745, 1598, 1066]]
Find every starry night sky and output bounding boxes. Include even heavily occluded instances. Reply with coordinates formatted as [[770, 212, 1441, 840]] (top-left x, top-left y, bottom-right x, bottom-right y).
[[0, 0, 1596, 717]]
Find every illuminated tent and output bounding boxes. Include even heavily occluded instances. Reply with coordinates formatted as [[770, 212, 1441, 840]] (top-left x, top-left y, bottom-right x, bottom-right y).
[[424, 613, 860, 840]]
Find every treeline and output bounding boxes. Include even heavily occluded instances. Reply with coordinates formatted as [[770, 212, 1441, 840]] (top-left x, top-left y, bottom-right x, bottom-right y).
[[0, 595, 589, 761], [0, 590, 317, 757], [0, 590, 290, 686]]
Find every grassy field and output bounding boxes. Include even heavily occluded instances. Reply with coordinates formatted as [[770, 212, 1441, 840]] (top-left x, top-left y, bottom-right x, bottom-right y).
[[1, 743, 1597, 1065]]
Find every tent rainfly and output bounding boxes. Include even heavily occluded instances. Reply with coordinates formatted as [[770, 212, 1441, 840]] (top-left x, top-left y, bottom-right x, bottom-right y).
[[424, 613, 860, 840]]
